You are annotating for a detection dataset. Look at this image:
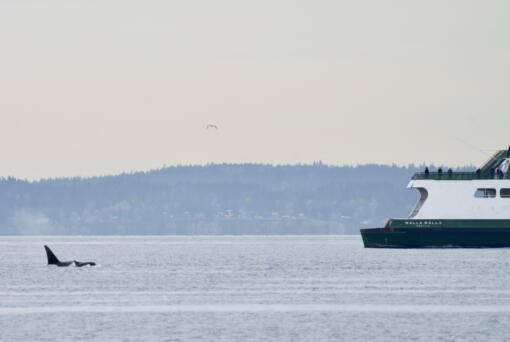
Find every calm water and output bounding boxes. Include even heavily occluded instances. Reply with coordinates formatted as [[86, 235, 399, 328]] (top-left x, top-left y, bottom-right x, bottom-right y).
[[1, 236, 510, 341]]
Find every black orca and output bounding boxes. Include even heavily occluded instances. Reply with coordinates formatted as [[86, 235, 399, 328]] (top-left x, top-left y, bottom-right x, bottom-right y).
[[44, 245, 96, 267], [74, 260, 96, 267], [44, 245, 73, 267]]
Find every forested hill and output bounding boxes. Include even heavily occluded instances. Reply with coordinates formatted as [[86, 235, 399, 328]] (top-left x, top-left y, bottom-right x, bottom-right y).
[[0, 163, 435, 235]]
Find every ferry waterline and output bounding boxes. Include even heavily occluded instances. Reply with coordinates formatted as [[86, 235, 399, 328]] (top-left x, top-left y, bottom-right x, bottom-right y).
[[361, 147, 510, 248]]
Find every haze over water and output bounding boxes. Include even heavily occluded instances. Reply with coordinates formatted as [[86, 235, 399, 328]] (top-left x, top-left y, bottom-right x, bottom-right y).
[[2, 235, 510, 341]]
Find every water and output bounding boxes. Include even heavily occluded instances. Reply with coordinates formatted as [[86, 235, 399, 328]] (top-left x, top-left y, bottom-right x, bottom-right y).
[[1, 236, 510, 341]]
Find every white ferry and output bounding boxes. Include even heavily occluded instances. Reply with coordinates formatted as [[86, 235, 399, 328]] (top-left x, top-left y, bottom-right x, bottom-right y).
[[361, 147, 510, 248]]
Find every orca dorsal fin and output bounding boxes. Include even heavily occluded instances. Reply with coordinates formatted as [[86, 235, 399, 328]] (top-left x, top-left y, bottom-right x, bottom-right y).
[[44, 245, 61, 265]]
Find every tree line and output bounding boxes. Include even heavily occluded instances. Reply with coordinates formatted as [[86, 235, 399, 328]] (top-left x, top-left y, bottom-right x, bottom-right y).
[[0, 163, 447, 235]]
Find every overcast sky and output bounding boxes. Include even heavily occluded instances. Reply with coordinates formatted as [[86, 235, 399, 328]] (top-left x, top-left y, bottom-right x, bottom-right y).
[[1, 0, 509, 179]]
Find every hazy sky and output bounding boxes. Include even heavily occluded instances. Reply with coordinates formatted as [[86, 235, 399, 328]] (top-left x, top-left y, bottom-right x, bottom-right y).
[[1, 0, 509, 179]]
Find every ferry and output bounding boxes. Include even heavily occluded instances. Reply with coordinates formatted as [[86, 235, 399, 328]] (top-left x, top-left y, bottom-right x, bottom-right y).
[[361, 147, 510, 248]]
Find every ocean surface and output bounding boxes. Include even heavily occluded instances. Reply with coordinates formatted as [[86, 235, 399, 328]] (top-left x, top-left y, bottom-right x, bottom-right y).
[[1, 236, 510, 341]]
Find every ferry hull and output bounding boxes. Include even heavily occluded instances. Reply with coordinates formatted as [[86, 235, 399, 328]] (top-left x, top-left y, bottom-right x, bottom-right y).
[[360, 227, 510, 248]]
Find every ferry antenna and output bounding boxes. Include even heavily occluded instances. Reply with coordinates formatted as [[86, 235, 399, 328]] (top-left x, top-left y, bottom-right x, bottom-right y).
[[452, 137, 492, 157]]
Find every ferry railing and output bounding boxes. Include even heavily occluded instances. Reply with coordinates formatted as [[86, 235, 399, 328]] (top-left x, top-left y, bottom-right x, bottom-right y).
[[411, 172, 508, 180]]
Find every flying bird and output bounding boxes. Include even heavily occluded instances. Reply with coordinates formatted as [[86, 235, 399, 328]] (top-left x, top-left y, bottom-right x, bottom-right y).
[[206, 124, 218, 130]]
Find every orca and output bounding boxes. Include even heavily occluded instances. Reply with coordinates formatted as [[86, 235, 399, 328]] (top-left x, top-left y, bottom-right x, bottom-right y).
[[74, 260, 96, 267], [44, 245, 73, 267], [44, 245, 96, 267]]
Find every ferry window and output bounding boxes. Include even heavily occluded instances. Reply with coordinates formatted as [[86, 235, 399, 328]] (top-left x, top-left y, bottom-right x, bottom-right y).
[[474, 188, 496, 198], [500, 189, 510, 198]]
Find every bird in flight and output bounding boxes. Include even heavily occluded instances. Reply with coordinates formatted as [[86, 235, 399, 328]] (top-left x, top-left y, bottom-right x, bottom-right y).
[[206, 124, 218, 130]]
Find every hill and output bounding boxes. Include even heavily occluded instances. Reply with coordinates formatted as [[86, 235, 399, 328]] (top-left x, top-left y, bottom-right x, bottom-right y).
[[0, 163, 434, 235]]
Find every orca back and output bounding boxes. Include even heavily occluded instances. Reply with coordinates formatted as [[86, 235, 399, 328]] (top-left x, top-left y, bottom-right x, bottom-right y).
[[74, 260, 97, 267]]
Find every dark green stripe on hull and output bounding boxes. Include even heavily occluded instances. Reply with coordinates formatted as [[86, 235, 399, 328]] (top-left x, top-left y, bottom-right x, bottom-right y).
[[360, 227, 510, 248]]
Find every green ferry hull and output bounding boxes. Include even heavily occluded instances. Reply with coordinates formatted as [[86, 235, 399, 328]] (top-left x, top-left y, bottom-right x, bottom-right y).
[[361, 227, 510, 248]]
